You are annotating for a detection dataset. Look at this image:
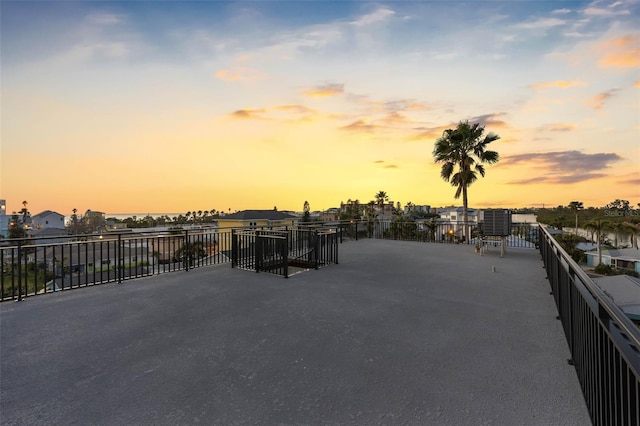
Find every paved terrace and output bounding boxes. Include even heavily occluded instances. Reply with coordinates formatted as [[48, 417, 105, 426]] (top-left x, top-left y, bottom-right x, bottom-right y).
[[1, 239, 590, 425]]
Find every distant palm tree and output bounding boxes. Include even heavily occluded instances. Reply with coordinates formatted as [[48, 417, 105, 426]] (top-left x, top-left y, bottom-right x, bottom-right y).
[[21, 200, 28, 225], [568, 201, 583, 235], [375, 191, 389, 212], [610, 222, 635, 248], [433, 121, 500, 241], [584, 219, 610, 266], [624, 221, 640, 249]]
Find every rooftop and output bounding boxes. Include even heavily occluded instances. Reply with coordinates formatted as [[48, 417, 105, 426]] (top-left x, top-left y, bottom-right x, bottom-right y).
[[0, 239, 589, 425]]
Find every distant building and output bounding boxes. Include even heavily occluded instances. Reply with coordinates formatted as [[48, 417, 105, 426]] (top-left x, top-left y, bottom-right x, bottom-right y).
[[31, 210, 66, 230], [0, 199, 8, 238], [216, 210, 299, 229], [437, 207, 479, 226], [321, 208, 340, 222], [404, 204, 431, 215], [585, 248, 640, 273]]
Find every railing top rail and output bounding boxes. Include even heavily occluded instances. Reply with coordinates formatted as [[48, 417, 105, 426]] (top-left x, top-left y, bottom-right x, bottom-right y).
[[539, 225, 640, 347], [257, 234, 287, 240]]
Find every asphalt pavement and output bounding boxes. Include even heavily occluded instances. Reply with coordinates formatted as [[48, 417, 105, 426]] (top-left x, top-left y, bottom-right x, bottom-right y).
[[0, 239, 590, 425]]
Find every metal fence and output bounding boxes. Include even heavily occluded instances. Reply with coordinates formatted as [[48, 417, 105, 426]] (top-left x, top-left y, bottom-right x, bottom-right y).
[[336, 220, 537, 248], [539, 225, 640, 426], [1, 228, 233, 301], [1, 219, 535, 301], [231, 227, 339, 278]]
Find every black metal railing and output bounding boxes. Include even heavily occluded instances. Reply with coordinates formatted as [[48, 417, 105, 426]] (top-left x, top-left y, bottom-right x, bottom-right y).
[[1, 219, 533, 301], [335, 220, 537, 248], [231, 227, 339, 278], [1, 228, 233, 301], [539, 225, 640, 426]]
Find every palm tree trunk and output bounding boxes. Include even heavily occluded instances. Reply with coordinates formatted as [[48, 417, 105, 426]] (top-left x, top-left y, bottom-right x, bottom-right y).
[[597, 230, 602, 266], [462, 185, 469, 242]]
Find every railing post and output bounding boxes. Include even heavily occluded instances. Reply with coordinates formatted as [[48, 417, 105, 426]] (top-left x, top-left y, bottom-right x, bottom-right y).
[[184, 229, 190, 272], [117, 234, 123, 284], [17, 242, 23, 301], [231, 229, 237, 268], [283, 233, 289, 278], [255, 231, 261, 273], [314, 230, 320, 270]]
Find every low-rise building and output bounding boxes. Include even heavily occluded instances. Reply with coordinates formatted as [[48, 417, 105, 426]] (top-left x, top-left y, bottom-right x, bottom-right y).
[[585, 248, 640, 273], [31, 210, 66, 230], [216, 210, 298, 229]]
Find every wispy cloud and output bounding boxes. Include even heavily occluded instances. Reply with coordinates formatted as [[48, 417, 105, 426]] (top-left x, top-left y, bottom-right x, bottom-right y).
[[618, 177, 640, 185], [598, 34, 640, 68], [341, 119, 378, 133], [214, 67, 267, 82], [85, 12, 124, 26], [586, 88, 620, 109], [531, 80, 587, 89], [351, 7, 395, 27], [583, 6, 631, 16], [227, 104, 321, 123], [410, 124, 452, 141], [302, 83, 344, 98], [515, 18, 566, 30], [551, 8, 572, 15], [548, 123, 576, 131], [373, 160, 398, 169], [467, 112, 509, 129], [502, 150, 622, 184], [228, 108, 266, 120]]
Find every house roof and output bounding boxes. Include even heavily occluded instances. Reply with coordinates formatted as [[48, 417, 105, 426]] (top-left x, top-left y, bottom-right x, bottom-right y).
[[576, 242, 598, 251], [32, 210, 64, 219], [33, 228, 68, 236], [594, 275, 640, 319], [219, 210, 298, 221], [601, 248, 640, 261]]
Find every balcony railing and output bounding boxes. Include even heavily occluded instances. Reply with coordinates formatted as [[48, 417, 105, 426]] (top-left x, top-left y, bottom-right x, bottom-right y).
[[231, 227, 339, 278], [539, 225, 640, 426], [1, 219, 536, 301]]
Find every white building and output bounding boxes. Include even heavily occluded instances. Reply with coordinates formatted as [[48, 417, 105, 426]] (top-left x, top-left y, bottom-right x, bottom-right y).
[[436, 207, 479, 225], [31, 210, 66, 230]]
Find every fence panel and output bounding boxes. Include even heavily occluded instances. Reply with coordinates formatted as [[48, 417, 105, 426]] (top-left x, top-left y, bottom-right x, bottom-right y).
[[539, 225, 640, 426]]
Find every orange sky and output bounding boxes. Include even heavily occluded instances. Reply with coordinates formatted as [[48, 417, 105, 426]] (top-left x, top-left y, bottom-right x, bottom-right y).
[[2, 1, 639, 216]]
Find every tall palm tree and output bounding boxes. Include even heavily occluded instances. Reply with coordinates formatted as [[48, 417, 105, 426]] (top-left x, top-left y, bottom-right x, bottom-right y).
[[433, 121, 500, 241], [584, 219, 610, 266], [375, 191, 389, 213], [568, 201, 583, 236]]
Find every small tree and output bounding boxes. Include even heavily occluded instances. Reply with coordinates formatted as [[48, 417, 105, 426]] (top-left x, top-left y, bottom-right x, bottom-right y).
[[8, 213, 26, 240], [302, 201, 311, 223]]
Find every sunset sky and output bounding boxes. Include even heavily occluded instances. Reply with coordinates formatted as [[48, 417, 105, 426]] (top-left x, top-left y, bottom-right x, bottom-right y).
[[2, 0, 639, 216]]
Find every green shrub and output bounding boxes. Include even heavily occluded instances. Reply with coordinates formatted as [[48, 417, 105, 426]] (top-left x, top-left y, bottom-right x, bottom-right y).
[[594, 263, 615, 275]]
